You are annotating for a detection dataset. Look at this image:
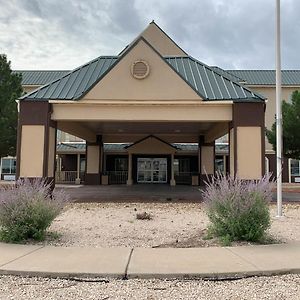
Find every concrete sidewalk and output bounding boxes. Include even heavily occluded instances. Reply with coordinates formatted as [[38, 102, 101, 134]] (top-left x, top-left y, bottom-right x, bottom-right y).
[[0, 242, 300, 279]]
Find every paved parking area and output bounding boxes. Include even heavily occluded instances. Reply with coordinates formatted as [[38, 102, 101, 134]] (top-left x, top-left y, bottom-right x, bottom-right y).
[[55, 184, 203, 203], [55, 184, 300, 203]]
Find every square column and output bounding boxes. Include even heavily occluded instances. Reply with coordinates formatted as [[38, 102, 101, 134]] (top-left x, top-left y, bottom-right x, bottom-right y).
[[230, 102, 265, 179], [198, 136, 215, 185], [85, 135, 102, 185], [170, 153, 176, 186], [17, 101, 57, 189], [75, 154, 81, 185], [127, 153, 133, 185]]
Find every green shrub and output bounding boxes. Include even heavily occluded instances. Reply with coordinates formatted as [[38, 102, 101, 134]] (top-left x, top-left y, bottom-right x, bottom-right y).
[[0, 179, 69, 242], [202, 174, 273, 244]]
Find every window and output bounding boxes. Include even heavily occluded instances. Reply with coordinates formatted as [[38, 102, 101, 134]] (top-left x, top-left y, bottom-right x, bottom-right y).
[[1, 158, 16, 174], [115, 158, 128, 171], [291, 159, 300, 176], [174, 158, 190, 174], [215, 155, 225, 174]]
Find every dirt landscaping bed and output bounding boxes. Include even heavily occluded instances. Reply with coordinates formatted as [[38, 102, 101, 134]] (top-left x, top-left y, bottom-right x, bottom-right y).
[[40, 203, 300, 248]]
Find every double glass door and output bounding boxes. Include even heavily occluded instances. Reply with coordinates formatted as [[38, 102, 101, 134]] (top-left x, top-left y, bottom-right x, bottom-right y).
[[137, 158, 167, 183]]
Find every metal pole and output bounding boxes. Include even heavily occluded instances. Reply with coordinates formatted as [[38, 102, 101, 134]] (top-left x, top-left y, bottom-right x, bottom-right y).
[[276, 0, 283, 216]]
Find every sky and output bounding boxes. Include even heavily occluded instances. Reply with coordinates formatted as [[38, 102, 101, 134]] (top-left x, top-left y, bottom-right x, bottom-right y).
[[0, 0, 299, 70]]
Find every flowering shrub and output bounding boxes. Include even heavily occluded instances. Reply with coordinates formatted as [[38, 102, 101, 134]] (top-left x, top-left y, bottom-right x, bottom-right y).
[[202, 174, 273, 243], [0, 179, 69, 242]]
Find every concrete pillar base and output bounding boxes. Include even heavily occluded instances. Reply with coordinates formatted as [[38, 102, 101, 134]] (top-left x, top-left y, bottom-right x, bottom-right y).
[[75, 178, 81, 185], [127, 179, 133, 186], [170, 179, 176, 186]]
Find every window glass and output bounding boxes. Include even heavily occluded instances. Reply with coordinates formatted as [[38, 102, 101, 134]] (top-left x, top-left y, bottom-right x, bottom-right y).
[[115, 158, 128, 171], [174, 158, 190, 173], [11, 159, 16, 174], [80, 158, 86, 172], [1, 159, 11, 173], [291, 159, 300, 176], [215, 156, 225, 173], [1, 158, 16, 174]]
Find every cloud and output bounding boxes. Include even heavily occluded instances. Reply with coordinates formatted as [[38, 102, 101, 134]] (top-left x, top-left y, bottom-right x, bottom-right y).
[[0, 0, 299, 70]]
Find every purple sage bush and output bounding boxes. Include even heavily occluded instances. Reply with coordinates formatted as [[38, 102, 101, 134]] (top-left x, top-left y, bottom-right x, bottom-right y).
[[0, 179, 69, 242], [202, 173, 274, 244]]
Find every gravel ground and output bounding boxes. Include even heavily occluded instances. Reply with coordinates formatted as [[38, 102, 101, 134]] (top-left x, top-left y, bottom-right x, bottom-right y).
[[42, 203, 300, 248], [0, 274, 299, 300]]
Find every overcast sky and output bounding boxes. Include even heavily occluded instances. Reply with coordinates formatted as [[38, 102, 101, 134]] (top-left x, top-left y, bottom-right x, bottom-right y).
[[0, 0, 299, 70]]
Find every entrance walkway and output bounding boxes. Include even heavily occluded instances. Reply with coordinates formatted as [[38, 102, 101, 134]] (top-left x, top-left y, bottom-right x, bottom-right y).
[[0, 242, 300, 279], [55, 184, 202, 203]]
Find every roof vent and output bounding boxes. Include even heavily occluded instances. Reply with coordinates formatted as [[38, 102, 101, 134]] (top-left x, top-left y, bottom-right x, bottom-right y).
[[131, 60, 150, 79]]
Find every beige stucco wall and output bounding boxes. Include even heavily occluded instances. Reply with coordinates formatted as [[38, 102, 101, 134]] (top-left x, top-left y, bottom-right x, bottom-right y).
[[229, 128, 234, 176], [48, 127, 56, 177], [249, 86, 300, 151], [86, 145, 99, 174], [236, 127, 262, 179], [128, 137, 176, 154], [84, 39, 200, 101], [52, 103, 232, 122], [141, 23, 187, 56], [201, 146, 214, 174], [20, 125, 44, 177]]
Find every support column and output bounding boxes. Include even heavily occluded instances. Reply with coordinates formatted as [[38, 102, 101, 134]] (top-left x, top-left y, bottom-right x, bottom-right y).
[[229, 125, 235, 177], [127, 153, 133, 185], [223, 155, 227, 175], [17, 101, 57, 189], [231, 102, 265, 179], [75, 154, 81, 185], [198, 136, 202, 186], [170, 153, 176, 186], [199, 136, 215, 185], [85, 135, 102, 185], [201, 143, 215, 183]]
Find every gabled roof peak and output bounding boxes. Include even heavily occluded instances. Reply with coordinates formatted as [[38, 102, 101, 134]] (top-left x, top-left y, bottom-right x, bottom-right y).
[[119, 21, 188, 57]]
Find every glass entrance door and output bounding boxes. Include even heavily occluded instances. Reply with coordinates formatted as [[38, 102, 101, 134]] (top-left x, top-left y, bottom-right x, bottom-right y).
[[137, 158, 167, 183]]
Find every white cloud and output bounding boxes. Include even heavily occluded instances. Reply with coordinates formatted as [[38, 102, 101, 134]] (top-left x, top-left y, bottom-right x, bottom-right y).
[[0, 0, 299, 70]]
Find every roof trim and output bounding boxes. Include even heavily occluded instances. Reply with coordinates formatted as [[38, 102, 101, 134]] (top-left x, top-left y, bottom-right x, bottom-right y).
[[125, 135, 178, 150], [118, 21, 188, 57], [148, 21, 188, 56]]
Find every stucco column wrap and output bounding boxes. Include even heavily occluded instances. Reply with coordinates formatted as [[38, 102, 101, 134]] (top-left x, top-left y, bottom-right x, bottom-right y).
[[17, 101, 57, 189], [201, 145, 215, 177], [127, 153, 133, 185], [85, 137, 101, 185], [75, 154, 81, 184], [231, 102, 265, 179], [170, 153, 176, 186], [199, 136, 215, 185]]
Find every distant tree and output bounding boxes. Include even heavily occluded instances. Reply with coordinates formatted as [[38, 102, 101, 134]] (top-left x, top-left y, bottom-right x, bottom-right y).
[[266, 90, 300, 159], [0, 54, 22, 158]]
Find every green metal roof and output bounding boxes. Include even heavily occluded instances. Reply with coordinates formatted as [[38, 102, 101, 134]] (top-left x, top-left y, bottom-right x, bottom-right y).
[[21, 54, 264, 102], [226, 70, 300, 86], [165, 57, 264, 101], [56, 143, 228, 154], [14, 70, 70, 85], [56, 143, 86, 152], [20, 56, 117, 100], [210, 67, 244, 82], [56, 143, 131, 153], [17, 68, 300, 88]]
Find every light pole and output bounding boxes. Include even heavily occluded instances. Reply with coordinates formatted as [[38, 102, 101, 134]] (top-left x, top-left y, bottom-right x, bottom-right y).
[[276, 0, 283, 217]]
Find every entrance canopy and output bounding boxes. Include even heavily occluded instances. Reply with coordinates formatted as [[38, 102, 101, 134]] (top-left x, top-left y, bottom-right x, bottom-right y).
[[16, 21, 266, 187]]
